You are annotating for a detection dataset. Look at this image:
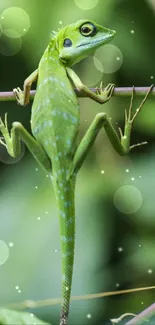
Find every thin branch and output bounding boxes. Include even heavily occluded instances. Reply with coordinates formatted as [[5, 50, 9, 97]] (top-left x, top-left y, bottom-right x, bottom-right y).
[[4, 286, 155, 310], [125, 303, 155, 325], [0, 86, 155, 102]]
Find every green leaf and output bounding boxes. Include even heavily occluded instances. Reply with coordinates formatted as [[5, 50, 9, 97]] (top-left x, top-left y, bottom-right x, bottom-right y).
[[0, 308, 51, 325]]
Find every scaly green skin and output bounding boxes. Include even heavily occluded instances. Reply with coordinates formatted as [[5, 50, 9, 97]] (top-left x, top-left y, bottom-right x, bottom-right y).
[[0, 20, 152, 325]]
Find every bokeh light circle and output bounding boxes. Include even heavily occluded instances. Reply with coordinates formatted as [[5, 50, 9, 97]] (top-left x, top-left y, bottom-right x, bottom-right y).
[[0, 32, 22, 56], [78, 56, 103, 87], [0, 240, 9, 265], [0, 24, 2, 38], [114, 185, 143, 214], [0, 7, 30, 38], [94, 44, 123, 74], [0, 138, 25, 162], [2, 29, 20, 39], [74, 0, 99, 10]]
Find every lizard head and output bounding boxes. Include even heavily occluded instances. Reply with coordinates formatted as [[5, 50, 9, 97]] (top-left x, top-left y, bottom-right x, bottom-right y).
[[54, 19, 116, 66]]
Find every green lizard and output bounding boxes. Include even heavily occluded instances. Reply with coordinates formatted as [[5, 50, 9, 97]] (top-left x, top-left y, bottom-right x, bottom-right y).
[[0, 20, 152, 325]]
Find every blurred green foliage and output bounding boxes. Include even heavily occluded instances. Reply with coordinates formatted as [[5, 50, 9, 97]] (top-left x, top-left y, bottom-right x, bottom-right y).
[[0, 308, 50, 325], [1, 0, 155, 324]]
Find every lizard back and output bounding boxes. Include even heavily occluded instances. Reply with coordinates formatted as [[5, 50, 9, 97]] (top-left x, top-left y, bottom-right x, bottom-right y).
[[31, 41, 80, 325], [31, 42, 80, 176]]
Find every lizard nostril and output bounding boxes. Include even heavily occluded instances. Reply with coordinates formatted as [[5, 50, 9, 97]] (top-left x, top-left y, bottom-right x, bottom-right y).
[[63, 38, 72, 47]]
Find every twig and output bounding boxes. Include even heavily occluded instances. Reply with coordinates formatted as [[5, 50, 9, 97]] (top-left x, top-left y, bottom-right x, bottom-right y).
[[4, 286, 155, 310], [0, 86, 154, 102], [111, 313, 136, 324], [125, 303, 155, 325]]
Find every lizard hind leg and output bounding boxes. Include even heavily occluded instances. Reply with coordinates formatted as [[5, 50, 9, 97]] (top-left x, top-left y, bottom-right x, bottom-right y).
[[0, 114, 52, 173]]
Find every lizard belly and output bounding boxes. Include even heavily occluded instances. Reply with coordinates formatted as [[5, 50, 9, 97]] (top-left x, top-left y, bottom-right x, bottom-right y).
[[31, 76, 80, 172]]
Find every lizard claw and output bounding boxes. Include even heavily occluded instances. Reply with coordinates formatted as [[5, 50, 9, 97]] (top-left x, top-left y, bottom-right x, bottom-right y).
[[0, 113, 9, 148], [13, 87, 25, 106], [97, 82, 115, 103], [0, 137, 6, 147]]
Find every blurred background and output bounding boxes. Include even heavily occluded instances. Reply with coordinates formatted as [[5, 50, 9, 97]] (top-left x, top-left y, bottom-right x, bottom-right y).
[[0, 0, 155, 324]]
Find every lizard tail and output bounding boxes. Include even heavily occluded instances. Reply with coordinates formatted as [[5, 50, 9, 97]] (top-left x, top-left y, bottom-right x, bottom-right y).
[[58, 179, 76, 325]]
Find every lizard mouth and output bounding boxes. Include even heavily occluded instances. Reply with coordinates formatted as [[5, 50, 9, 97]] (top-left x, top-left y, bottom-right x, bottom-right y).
[[76, 33, 115, 48]]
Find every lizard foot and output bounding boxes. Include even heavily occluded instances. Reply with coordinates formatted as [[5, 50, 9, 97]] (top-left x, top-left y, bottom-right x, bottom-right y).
[[0, 113, 10, 148], [96, 82, 115, 103], [13, 87, 25, 106]]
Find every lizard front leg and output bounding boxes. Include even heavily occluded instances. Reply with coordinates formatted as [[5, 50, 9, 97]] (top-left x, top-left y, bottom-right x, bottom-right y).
[[0, 114, 52, 173], [69, 85, 153, 176], [13, 69, 38, 106], [66, 67, 114, 104]]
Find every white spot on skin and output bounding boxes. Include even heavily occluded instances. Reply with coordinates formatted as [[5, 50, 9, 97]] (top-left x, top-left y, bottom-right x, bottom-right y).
[[35, 105, 41, 113], [42, 120, 53, 128], [39, 76, 60, 89], [61, 236, 73, 242], [33, 124, 40, 135], [62, 251, 72, 257], [60, 210, 66, 218], [63, 112, 68, 120], [62, 274, 69, 282], [62, 298, 68, 305], [60, 81, 65, 88], [43, 78, 48, 84], [50, 76, 58, 83], [66, 218, 73, 226], [68, 89, 73, 95], [49, 56, 55, 61], [71, 116, 78, 124], [45, 139, 49, 145], [45, 98, 50, 105], [64, 202, 71, 207]]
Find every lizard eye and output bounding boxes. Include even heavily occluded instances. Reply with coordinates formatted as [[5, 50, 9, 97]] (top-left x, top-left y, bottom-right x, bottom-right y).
[[63, 38, 72, 47], [80, 22, 97, 37]]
